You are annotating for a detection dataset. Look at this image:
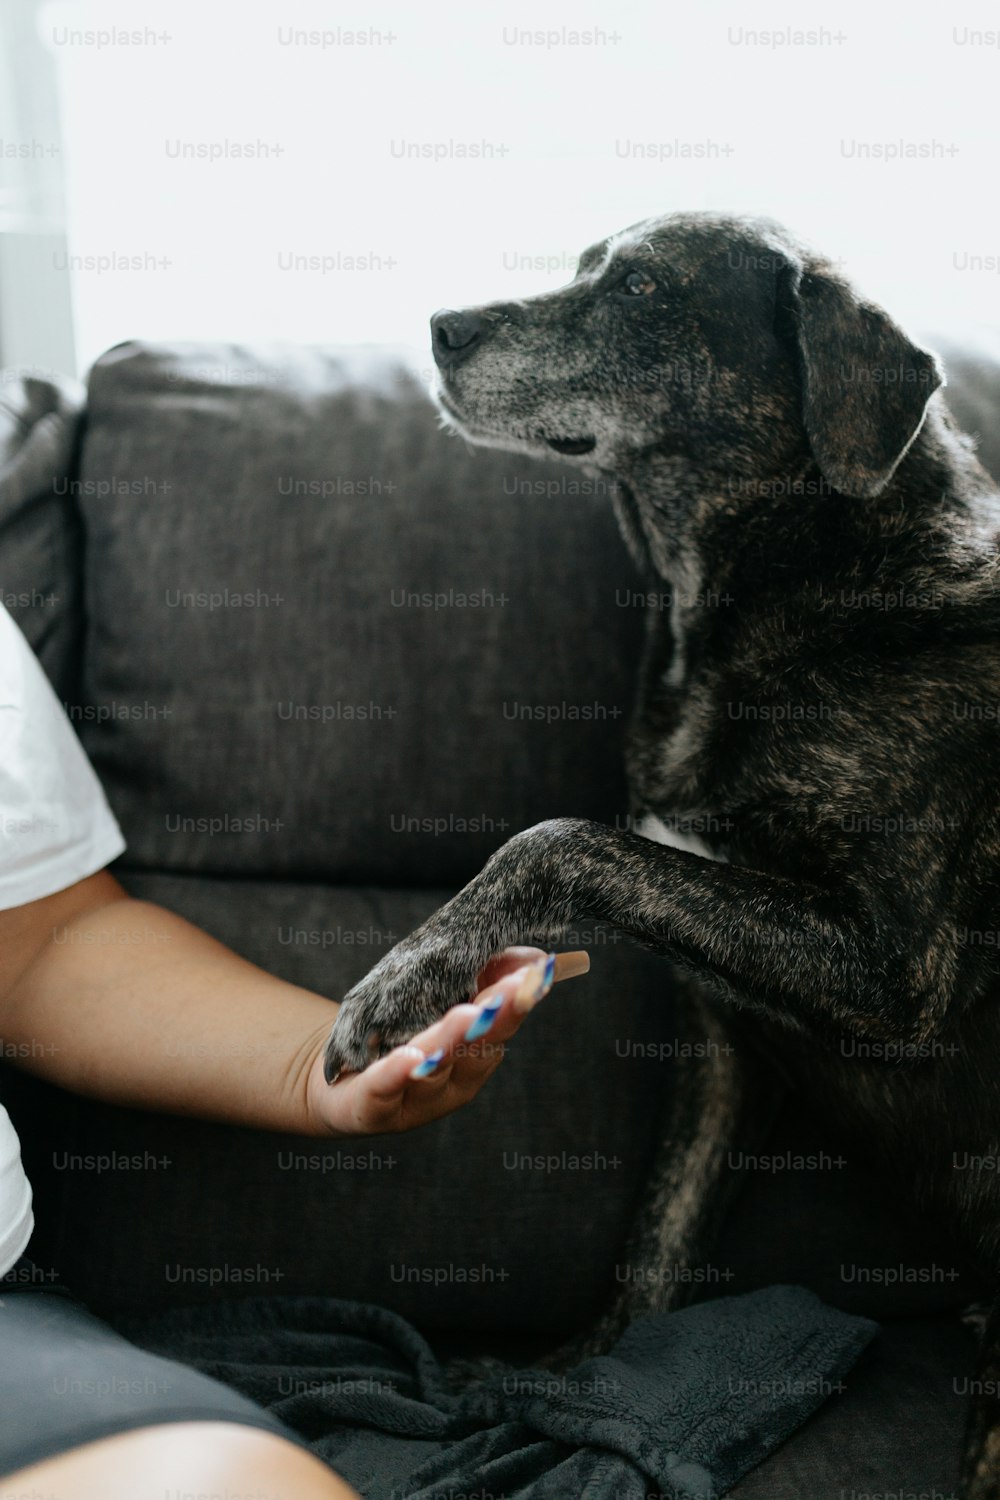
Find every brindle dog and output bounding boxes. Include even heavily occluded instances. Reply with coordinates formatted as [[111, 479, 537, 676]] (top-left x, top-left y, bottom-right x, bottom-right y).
[[323, 212, 1000, 1496]]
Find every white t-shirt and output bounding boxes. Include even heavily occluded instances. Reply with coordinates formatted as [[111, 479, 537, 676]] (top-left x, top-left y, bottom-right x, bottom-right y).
[[0, 603, 126, 1276]]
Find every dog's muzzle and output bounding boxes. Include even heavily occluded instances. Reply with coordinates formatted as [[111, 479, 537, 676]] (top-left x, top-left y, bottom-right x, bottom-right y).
[[429, 306, 597, 458]]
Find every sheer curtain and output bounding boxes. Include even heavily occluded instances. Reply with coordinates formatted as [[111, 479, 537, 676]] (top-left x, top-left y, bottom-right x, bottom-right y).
[[0, 0, 74, 374]]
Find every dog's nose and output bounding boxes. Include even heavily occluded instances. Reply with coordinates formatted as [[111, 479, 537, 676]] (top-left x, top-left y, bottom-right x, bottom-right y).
[[431, 309, 486, 369]]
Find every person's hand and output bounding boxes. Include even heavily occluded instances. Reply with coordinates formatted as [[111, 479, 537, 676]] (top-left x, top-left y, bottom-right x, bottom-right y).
[[303, 948, 589, 1135]]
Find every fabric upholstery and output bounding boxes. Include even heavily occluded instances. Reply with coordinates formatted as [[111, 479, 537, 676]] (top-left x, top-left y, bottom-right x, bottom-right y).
[[0, 373, 85, 699], [931, 330, 1000, 481], [76, 342, 644, 888]]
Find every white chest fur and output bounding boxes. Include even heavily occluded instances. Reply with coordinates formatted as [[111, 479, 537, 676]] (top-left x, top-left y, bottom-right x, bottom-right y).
[[635, 811, 728, 864]]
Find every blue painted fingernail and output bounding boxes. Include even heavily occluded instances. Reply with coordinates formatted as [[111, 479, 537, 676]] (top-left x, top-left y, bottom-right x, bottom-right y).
[[409, 1047, 446, 1079], [513, 952, 559, 1013], [465, 996, 504, 1042]]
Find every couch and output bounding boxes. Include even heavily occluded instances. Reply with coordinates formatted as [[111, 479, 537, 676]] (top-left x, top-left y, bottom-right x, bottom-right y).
[[2, 330, 998, 1495]]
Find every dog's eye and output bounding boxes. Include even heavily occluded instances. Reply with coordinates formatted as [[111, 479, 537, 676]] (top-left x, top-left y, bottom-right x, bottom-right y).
[[619, 270, 656, 298]]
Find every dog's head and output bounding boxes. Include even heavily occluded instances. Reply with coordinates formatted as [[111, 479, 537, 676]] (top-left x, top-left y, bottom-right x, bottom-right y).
[[431, 212, 942, 501]]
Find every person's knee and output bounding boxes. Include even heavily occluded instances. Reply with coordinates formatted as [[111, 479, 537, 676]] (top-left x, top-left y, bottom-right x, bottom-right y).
[[5, 1419, 359, 1500]]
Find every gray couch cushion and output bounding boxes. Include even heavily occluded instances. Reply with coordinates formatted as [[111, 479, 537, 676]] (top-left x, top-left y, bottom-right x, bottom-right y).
[[0, 373, 85, 699], [76, 342, 644, 888], [931, 331, 1000, 482], [730, 1317, 974, 1499], [72, 336, 997, 892]]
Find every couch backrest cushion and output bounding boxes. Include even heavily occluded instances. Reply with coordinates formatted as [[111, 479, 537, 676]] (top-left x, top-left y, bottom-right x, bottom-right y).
[[929, 331, 1000, 483], [0, 374, 85, 701], [76, 343, 645, 887], [59, 334, 1000, 889]]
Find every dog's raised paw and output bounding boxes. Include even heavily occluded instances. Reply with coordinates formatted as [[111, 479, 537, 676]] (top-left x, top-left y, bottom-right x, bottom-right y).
[[321, 947, 476, 1082], [322, 1004, 384, 1081]]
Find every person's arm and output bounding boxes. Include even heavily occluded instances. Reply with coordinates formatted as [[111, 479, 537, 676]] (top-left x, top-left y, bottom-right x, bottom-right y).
[[0, 869, 587, 1136]]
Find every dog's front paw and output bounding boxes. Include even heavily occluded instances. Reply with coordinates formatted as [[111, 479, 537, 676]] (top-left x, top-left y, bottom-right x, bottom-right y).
[[322, 943, 477, 1081]]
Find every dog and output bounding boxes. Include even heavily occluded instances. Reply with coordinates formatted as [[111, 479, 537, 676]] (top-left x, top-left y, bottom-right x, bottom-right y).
[[323, 212, 1000, 1495]]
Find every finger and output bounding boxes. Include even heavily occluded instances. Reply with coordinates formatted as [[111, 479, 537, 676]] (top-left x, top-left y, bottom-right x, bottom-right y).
[[476, 947, 591, 1001], [346, 961, 564, 1130], [399, 966, 533, 1070], [553, 950, 591, 983], [404, 1000, 508, 1067], [363, 950, 594, 1111], [339, 975, 524, 1106], [444, 951, 579, 1053], [476, 946, 546, 990], [339, 995, 514, 1124], [410, 955, 552, 1065], [359, 1044, 429, 1101]]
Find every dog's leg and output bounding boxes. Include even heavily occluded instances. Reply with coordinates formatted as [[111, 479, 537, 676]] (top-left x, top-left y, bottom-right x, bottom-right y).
[[324, 816, 955, 1077], [537, 981, 784, 1370], [440, 986, 780, 1388], [964, 1299, 1000, 1499]]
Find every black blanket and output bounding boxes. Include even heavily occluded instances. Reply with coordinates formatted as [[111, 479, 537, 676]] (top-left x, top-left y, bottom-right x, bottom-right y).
[[123, 1285, 877, 1499]]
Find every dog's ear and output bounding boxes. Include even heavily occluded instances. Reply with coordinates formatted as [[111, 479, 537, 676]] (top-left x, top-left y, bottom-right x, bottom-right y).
[[780, 264, 944, 499]]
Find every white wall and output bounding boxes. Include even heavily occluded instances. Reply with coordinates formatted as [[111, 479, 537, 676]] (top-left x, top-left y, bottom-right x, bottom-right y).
[[20, 0, 1000, 376]]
